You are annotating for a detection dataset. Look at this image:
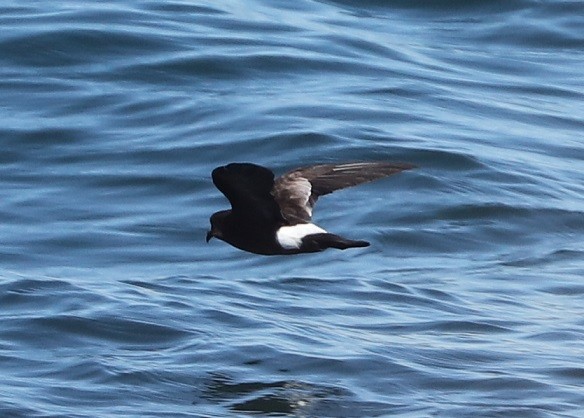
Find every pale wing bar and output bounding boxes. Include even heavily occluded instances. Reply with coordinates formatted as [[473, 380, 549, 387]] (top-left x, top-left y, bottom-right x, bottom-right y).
[[273, 162, 415, 224]]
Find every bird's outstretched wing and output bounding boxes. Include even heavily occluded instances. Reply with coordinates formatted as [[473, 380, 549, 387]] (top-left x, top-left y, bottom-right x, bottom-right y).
[[212, 163, 282, 222], [272, 162, 415, 224]]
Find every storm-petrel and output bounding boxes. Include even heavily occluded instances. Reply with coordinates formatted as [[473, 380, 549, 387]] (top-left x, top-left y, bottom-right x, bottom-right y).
[[206, 162, 415, 255]]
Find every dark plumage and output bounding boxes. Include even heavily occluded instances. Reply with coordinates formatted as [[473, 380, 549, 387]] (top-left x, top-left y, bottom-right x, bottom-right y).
[[206, 162, 415, 255]]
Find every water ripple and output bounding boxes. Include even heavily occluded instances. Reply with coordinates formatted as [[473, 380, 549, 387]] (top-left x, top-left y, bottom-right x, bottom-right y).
[[1, 0, 583, 416]]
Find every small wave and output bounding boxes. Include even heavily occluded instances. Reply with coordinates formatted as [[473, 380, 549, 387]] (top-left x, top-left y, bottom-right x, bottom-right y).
[[199, 371, 390, 417]]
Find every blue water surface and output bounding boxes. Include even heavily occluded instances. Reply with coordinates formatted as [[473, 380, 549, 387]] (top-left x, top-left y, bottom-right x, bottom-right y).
[[1, 0, 583, 416]]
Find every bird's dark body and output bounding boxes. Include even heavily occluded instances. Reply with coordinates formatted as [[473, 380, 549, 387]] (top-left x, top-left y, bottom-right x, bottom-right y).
[[206, 161, 415, 255], [209, 210, 282, 255]]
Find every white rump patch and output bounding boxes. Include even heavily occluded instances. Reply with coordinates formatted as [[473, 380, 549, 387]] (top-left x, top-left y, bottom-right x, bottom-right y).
[[276, 223, 326, 250]]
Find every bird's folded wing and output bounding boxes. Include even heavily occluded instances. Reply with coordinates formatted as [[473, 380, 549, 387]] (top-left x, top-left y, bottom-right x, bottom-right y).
[[212, 163, 282, 222], [273, 162, 415, 224]]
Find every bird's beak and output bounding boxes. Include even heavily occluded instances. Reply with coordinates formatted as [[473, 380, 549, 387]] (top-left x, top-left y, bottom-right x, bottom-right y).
[[206, 230, 214, 243]]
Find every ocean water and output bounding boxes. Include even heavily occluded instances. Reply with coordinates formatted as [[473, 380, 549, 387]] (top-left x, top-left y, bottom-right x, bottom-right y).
[[1, 0, 583, 416]]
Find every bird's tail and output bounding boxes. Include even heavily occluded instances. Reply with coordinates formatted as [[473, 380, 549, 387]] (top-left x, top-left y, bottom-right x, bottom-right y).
[[301, 233, 370, 252]]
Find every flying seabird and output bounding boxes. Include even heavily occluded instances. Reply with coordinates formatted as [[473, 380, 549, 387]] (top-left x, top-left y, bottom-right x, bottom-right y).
[[206, 162, 415, 255]]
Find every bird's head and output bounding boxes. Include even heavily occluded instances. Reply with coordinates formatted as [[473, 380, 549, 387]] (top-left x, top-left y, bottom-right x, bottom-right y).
[[206, 210, 231, 243]]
